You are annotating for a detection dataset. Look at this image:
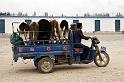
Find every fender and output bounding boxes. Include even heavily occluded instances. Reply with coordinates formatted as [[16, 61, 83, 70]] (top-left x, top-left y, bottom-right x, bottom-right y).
[[34, 54, 55, 61]]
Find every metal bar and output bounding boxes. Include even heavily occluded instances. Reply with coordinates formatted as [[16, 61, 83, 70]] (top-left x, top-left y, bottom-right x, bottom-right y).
[[12, 22, 20, 33]]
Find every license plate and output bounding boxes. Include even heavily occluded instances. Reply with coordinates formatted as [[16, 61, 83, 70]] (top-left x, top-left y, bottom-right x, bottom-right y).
[[101, 46, 106, 52]]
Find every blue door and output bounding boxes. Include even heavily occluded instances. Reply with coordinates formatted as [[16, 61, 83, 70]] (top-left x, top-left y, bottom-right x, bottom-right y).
[[0, 19, 5, 33], [95, 20, 100, 31], [115, 20, 120, 32]]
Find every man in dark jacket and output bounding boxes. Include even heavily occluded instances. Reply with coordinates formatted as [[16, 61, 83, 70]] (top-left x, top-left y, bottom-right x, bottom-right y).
[[69, 23, 91, 60]]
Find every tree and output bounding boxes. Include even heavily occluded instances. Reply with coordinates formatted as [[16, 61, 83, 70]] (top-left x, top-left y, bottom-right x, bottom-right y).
[[33, 11, 36, 16], [84, 13, 90, 17], [45, 12, 48, 17], [24, 13, 28, 16], [61, 13, 64, 17], [6, 12, 11, 16], [116, 12, 122, 17], [76, 13, 78, 17], [18, 12, 23, 16]]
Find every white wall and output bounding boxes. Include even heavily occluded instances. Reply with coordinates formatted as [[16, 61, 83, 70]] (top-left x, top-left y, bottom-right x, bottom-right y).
[[120, 18, 124, 31], [5, 17, 24, 33], [1, 17, 124, 33], [81, 18, 95, 32], [100, 18, 115, 31], [4, 17, 49, 33]]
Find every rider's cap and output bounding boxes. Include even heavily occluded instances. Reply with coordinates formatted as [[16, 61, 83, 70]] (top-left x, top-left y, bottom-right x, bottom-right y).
[[70, 23, 77, 30]]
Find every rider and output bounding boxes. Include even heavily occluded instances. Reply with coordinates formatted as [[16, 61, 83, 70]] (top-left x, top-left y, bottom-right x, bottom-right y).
[[69, 23, 91, 60]]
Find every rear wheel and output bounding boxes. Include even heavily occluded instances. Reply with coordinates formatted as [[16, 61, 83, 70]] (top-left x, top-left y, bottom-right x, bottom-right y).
[[94, 52, 110, 67], [37, 57, 54, 73]]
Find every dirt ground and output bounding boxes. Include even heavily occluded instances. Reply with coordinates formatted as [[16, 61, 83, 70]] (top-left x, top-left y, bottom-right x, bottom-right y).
[[0, 32, 124, 82]]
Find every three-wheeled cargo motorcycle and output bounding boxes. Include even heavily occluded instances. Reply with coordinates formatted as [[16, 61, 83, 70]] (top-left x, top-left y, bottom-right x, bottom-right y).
[[10, 22, 110, 73]]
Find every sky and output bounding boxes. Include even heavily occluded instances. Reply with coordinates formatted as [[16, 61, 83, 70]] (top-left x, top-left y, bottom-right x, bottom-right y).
[[0, 0, 124, 16]]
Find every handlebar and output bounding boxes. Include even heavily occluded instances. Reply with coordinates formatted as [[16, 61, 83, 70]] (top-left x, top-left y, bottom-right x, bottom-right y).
[[90, 36, 97, 40], [90, 36, 100, 44]]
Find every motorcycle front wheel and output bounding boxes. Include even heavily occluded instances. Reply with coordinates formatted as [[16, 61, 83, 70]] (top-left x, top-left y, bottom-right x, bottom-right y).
[[94, 52, 110, 67]]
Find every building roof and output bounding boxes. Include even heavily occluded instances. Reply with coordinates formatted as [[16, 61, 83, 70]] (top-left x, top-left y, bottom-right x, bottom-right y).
[[0, 16, 124, 18]]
